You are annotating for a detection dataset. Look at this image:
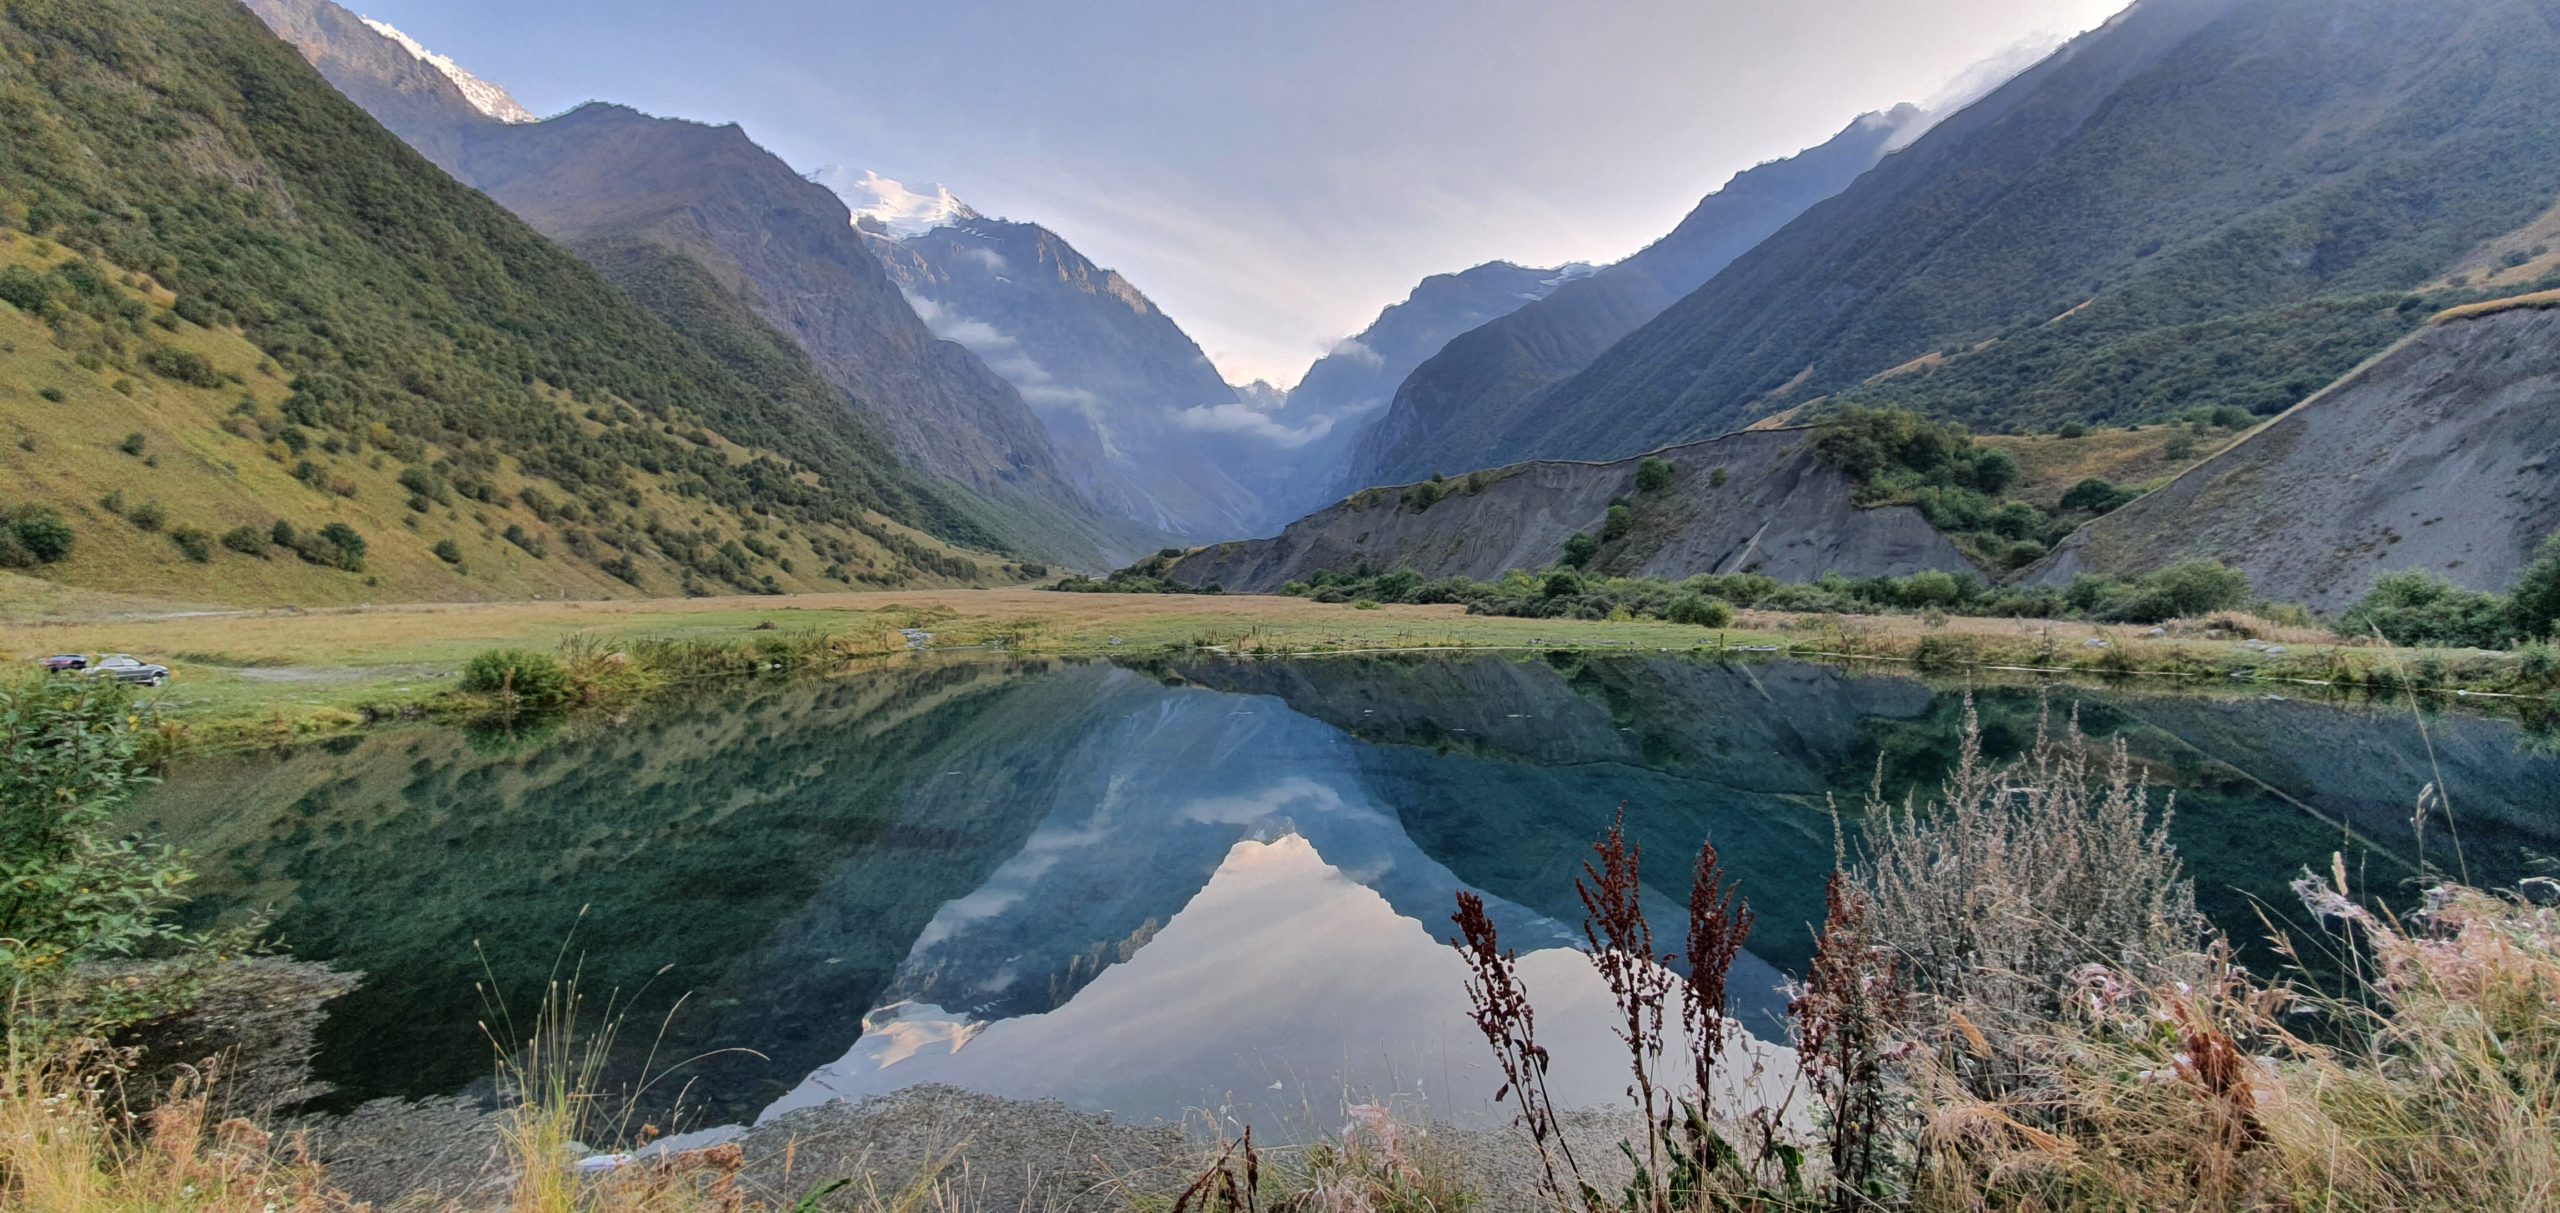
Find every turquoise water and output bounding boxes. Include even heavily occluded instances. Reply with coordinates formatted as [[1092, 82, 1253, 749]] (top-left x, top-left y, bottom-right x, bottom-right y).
[[137, 654, 2560, 1131]]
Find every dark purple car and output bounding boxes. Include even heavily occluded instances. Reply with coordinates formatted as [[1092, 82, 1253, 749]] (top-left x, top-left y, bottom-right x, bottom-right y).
[[41, 654, 87, 673]]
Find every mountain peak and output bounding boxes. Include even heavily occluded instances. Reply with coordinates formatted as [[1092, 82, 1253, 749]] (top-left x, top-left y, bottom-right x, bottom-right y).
[[811, 167, 979, 238], [356, 16, 536, 123]]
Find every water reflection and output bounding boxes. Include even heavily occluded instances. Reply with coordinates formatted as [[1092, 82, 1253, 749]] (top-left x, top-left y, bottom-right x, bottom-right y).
[[138, 653, 2560, 1132]]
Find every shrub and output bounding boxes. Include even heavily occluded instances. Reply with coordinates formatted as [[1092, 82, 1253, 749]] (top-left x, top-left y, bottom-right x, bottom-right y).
[[118, 432, 146, 456], [2059, 477, 2137, 514], [138, 345, 220, 388], [2133, 559, 2250, 621], [458, 649, 570, 708], [1635, 457, 1675, 492], [2343, 571, 2513, 648], [1, 505, 75, 565], [1560, 533, 1598, 568], [0, 677, 194, 1035], [218, 524, 268, 556], [168, 526, 211, 562], [126, 499, 166, 532], [316, 521, 366, 570], [2057, 421, 2089, 439], [36, 386, 64, 403], [431, 538, 464, 565], [2511, 531, 2560, 641], [1601, 503, 1635, 542], [1667, 593, 1735, 627]]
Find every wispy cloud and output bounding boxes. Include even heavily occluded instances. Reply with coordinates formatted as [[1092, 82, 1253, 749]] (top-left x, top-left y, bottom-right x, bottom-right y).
[[1171, 402, 1335, 449]]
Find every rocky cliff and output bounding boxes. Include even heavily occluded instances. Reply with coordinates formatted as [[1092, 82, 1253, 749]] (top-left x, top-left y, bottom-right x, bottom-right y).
[[2031, 305, 2560, 612], [1164, 428, 1976, 593]]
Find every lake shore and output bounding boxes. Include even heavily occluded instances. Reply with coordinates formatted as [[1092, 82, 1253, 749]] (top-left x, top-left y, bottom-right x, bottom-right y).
[[5, 586, 2545, 754]]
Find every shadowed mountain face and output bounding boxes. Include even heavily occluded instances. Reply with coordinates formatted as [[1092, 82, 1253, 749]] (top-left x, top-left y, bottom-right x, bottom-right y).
[[243, 0, 1154, 567], [865, 218, 1263, 539], [1235, 261, 1594, 527], [1483, 0, 2560, 469], [1348, 108, 1916, 489], [2032, 306, 2560, 611]]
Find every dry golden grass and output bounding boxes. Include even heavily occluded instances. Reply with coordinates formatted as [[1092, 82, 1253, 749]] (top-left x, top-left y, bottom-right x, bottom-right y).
[[1977, 427, 2246, 510], [2431, 287, 2560, 325]]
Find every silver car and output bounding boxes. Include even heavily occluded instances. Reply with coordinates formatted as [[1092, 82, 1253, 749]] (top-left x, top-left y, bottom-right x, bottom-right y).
[[84, 655, 170, 687]]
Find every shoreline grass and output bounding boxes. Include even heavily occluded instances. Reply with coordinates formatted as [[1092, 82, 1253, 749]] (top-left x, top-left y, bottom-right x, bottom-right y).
[[4, 588, 2549, 756]]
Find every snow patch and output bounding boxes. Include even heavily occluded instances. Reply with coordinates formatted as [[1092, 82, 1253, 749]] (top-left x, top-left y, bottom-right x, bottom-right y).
[[358, 17, 537, 123], [810, 167, 980, 237]]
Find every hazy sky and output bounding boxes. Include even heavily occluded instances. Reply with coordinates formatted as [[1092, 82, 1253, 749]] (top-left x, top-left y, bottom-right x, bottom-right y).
[[355, 0, 2128, 386]]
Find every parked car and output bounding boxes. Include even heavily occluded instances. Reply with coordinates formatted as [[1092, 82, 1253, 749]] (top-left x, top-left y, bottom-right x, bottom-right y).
[[41, 654, 87, 673], [83, 655, 170, 687]]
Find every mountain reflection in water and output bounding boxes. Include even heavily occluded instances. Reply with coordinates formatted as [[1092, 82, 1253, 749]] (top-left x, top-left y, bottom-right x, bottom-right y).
[[136, 653, 2560, 1131]]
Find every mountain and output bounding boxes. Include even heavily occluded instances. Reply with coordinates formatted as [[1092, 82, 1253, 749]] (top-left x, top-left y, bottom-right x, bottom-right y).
[[2031, 301, 2560, 613], [1223, 261, 1594, 528], [811, 167, 977, 238], [1481, 0, 2560, 469], [1160, 428, 1975, 594], [1348, 107, 1920, 487], [243, 0, 1152, 568], [0, 0, 1008, 603], [355, 17, 537, 123], [857, 214, 1265, 539]]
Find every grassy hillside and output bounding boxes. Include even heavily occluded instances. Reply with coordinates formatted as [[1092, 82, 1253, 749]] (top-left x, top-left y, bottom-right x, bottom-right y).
[[0, 0, 1010, 603], [1490, 0, 2560, 465]]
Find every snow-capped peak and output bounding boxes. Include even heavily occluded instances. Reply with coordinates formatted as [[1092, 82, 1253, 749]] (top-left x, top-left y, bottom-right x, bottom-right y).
[[808, 167, 979, 238], [360, 17, 537, 124]]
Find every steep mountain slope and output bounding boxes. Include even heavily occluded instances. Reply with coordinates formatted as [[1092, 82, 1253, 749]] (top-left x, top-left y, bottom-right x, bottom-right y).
[[1231, 261, 1592, 526], [863, 216, 1261, 538], [0, 0, 1006, 602], [243, 0, 1149, 568], [1499, 0, 2560, 467], [1161, 428, 1975, 594], [1350, 107, 1918, 486], [2031, 304, 2560, 612]]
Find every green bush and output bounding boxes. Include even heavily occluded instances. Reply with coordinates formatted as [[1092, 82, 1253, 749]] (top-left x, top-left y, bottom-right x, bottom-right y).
[[2342, 571, 2514, 648], [1602, 503, 1636, 542], [0, 504, 75, 566], [0, 677, 194, 1035], [1561, 533, 1599, 568], [1667, 593, 1736, 627], [168, 526, 211, 563], [219, 524, 268, 556], [1635, 458, 1675, 492], [458, 648, 571, 708], [2059, 478, 2137, 514], [126, 499, 166, 532], [2511, 532, 2560, 641], [117, 432, 146, 456], [432, 538, 464, 565], [138, 345, 220, 388]]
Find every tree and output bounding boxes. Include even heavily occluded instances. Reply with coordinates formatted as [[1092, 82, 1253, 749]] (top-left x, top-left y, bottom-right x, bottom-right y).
[[2060, 478, 2135, 514], [2512, 532, 2560, 641], [1561, 533, 1599, 568], [1602, 503, 1636, 542], [1635, 458, 1676, 493]]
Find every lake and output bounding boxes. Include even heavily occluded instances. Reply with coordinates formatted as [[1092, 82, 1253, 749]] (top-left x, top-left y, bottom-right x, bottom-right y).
[[133, 653, 2560, 1137]]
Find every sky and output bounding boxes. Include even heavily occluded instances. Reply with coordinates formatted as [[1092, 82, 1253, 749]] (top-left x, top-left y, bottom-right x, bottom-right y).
[[355, 0, 2130, 387]]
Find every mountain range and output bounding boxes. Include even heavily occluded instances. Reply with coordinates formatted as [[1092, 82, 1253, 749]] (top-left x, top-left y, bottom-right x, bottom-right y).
[[1348, 105, 1925, 487]]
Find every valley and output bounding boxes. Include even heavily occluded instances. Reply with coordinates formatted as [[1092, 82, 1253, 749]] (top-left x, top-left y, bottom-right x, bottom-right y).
[[10, 0, 2560, 1210]]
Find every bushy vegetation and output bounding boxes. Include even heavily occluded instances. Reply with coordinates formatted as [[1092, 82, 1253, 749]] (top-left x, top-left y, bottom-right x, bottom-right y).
[[0, 503, 74, 567], [0, 0, 997, 595], [2338, 532, 2560, 649], [1278, 558, 2258, 626], [458, 649, 572, 709], [1806, 407, 2198, 569], [1050, 549, 1225, 595], [0, 678, 197, 1040]]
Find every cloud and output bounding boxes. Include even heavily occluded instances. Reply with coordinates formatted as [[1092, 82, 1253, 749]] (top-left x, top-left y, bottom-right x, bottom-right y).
[[958, 245, 1009, 273], [1324, 337, 1384, 368], [1171, 402, 1336, 449], [904, 291, 1017, 351]]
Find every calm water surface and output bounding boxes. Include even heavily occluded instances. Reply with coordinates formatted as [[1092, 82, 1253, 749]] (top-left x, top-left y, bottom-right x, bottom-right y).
[[136, 654, 2560, 1134]]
